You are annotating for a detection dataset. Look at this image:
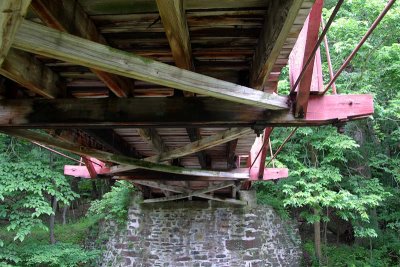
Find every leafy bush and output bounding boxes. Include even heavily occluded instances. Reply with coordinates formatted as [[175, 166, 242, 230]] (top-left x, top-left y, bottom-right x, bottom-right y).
[[87, 181, 135, 224], [0, 242, 100, 267], [302, 241, 392, 267]]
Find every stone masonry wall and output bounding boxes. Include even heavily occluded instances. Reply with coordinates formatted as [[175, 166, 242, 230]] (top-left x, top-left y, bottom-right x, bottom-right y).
[[100, 199, 301, 267]]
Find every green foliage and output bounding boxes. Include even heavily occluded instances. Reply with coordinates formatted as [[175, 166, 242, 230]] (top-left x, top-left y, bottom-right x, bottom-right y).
[[303, 241, 392, 267], [87, 181, 135, 224], [0, 217, 101, 267], [0, 242, 100, 267], [0, 161, 78, 243]]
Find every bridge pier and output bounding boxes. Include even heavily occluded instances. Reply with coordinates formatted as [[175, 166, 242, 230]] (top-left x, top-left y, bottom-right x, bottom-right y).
[[100, 194, 301, 266]]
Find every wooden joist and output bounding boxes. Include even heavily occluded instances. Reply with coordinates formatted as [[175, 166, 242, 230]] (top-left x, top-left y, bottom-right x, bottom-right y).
[[1, 129, 255, 179], [31, 0, 133, 97], [250, 0, 305, 89], [110, 127, 252, 174], [0, 48, 62, 98], [0, 95, 373, 128], [13, 21, 288, 109], [0, 0, 31, 66]]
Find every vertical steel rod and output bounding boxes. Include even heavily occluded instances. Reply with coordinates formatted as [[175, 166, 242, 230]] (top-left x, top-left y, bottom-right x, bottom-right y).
[[321, 17, 337, 94]]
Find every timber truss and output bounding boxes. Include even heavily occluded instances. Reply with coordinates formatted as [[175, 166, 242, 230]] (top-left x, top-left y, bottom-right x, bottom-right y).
[[0, 0, 375, 204]]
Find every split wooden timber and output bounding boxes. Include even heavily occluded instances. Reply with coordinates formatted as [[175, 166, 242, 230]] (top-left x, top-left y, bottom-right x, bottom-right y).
[[110, 127, 253, 174], [13, 21, 288, 110], [0, 95, 373, 128], [133, 180, 246, 205], [0, 129, 253, 179], [31, 0, 133, 97], [0, 0, 31, 66], [250, 0, 306, 89]]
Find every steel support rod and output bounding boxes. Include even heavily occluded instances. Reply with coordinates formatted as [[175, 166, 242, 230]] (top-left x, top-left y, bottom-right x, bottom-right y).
[[323, 0, 397, 94], [265, 127, 299, 166], [321, 17, 337, 94]]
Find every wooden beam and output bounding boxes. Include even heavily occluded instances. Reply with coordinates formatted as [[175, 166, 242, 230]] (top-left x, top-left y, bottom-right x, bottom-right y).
[[0, 95, 373, 128], [250, 0, 305, 89], [83, 129, 141, 158], [65, 167, 288, 181], [294, 0, 323, 117], [0, 48, 62, 98], [134, 180, 246, 205], [13, 21, 288, 109], [31, 0, 133, 97], [110, 128, 252, 174], [226, 140, 238, 169], [0, 0, 31, 66], [156, 0, 194, 97], [138, 128, 169, 154], [1, 129, 256, 179], [186, 128, 210, 169]]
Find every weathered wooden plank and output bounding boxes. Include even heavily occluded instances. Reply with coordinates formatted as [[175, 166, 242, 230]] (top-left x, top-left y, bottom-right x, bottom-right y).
[[0, 0, 31, 66], [156, 0, 193, 71], [1, 129, 255, 179], [250, 0, 306, 89], [0, 95, 373, 128], [31, 0, 133, 97], [13, 21, 288, 109], [82, 157, 98, 179], [110, 127, 252, 174], [0, 48, 61, 98]]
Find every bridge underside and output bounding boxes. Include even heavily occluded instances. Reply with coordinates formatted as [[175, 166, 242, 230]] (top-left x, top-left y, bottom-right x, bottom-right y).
[[0, 0, 373, 204]]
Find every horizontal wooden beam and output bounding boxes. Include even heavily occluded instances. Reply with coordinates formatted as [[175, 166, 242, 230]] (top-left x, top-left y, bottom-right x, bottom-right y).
[[110, 127, 252, 174], [2, 129, 257, 179], [65, 166, 288, 181], [13, 21, 288, 109], [0, 95, 373, 128]]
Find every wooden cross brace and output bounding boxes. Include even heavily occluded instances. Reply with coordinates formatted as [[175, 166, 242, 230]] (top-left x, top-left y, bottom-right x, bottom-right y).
[[133, 180, 246, 205]]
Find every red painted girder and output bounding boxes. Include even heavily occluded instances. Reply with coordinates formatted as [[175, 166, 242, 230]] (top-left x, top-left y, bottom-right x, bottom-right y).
[[292, 0, 324, 117], [65, 158, 109, 179], [305, 94, 373, 122], [249, 127, 273, 180]]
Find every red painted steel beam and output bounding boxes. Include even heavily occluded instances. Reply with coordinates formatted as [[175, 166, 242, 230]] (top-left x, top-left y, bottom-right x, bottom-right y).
[[294, 0, 324, 118], [69, 157, 108, 179]]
